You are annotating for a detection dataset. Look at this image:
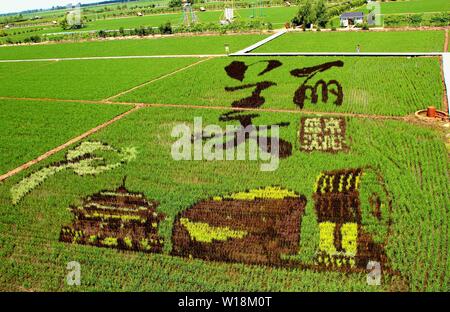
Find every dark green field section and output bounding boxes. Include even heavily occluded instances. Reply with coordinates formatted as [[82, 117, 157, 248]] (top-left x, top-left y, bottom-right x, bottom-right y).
[[0, 99, 132, 175], [254, 30, 446, 53], [117, 56, 444, 116], [0, 58, 197, 100], [0, 106, 447, 291], [0, 34, 267, 60]]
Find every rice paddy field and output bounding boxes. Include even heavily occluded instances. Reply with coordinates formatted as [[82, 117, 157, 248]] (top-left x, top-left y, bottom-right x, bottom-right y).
[[0, 6, 449, 295], [0, 58, 199, 100], [116, 55, 444, 116], [253, 30, 446, 53], [0, 6, 296, 44], [0, 99, 132, 174]]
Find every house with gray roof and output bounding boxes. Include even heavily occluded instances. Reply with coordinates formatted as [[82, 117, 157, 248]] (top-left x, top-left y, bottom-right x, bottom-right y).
[[340, 12, 364, 27]]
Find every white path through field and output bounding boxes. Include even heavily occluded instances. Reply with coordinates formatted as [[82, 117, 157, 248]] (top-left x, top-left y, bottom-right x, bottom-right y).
[[0, 54, 224, 63], [442, 53, 450, 114]]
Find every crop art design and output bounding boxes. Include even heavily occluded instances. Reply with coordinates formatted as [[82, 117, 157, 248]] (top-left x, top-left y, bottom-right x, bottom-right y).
[[171, 186, 307, 266], [299, 117, 348, 153], [170, 169, 391, 272], [217, 60, 293, 158], [224, 59, 344, 110], [60, 181, 165, 253], [208, 60, 345, 161], [291, 61, 344, 109], [10, 141, 137, 204], [313, 168, 390, 270]]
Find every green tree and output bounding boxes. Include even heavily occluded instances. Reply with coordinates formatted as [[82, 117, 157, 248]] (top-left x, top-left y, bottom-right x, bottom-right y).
[[168, 0, 182, 8], [60, 17, 69, 30], [292, 0, 316, 30], [315, 0, 329, 28]]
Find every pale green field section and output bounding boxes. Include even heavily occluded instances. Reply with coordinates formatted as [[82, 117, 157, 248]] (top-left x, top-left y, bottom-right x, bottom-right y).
[[0, 58, 197, 100], [380, 0, 450, 14], [0, 99, 132, 174]]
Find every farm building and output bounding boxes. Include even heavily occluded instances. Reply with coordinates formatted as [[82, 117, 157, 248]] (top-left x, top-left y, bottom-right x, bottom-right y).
[[340, 12, 364, 27]]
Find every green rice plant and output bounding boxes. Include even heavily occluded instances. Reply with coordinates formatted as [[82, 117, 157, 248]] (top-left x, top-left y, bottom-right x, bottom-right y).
[[118, 56, 443, 116]]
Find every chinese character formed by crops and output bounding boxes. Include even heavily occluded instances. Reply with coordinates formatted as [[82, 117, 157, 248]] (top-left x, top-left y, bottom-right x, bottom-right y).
[[222, 60, 292, 157], [300, 117, 348, 153], [193, 60, 293, 158], [224, 60, 281, 108], [290, 60, 344, 109]]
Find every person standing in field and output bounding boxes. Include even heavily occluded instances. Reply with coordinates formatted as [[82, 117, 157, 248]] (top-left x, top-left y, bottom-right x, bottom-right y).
[[356, 44, 361, 53]]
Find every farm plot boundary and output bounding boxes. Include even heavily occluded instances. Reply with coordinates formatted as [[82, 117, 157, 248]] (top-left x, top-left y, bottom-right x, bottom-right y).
[[103, 57, 214, 102], [0, 55, 224, 63], [0, 105, 140, 182], [0, 96, 410, 121]]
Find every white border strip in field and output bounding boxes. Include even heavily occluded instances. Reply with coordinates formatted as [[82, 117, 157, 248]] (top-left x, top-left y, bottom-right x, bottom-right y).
[[231, 29, 288, 55], [238, 52, 444, 57], [0, 54, 224, 63], [442, 53, 450, 115]]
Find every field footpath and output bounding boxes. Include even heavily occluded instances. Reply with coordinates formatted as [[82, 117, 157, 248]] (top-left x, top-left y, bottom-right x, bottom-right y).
[[445, 29, 449, 52], [0, 104, 140, 182], [103, 57, 214, 102], [233, 29, 287, 55], [0, 95, 411, 121], [238, 52, 445, 57], [0, 55, 224, 63], [1, 93, 445, 123]]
